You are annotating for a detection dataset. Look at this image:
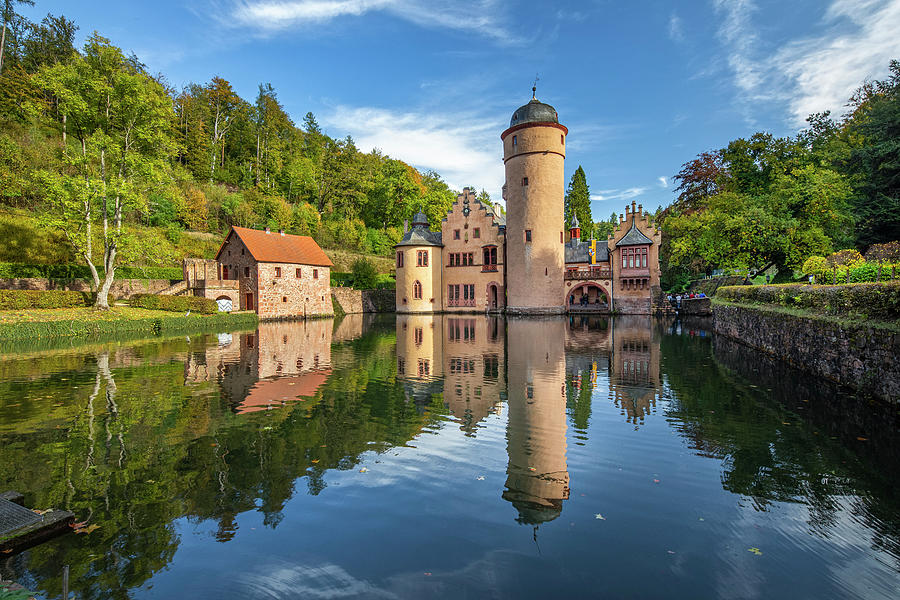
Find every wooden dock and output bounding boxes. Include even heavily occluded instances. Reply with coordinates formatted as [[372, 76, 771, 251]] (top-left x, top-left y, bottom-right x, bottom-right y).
[[0, 491, 74, 555]]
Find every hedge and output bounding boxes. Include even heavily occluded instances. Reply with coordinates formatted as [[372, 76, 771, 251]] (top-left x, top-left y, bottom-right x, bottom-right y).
[[0, 263, 182, 280], [715, 281, 900, 320], [0, 289, 91, 310], [330, 271, 395, 290], [129, 294, 218, 314]]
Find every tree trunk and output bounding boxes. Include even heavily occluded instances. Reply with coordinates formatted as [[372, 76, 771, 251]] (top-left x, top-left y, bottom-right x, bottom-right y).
[[0, 19, 6, 76], [96, 244, 116, 310]]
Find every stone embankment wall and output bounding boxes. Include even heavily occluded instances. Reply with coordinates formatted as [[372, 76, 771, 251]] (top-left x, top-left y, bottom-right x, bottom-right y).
[[332, 287, 396, 314], [713, 302, 899, 403], [0, 278, 175, 298]]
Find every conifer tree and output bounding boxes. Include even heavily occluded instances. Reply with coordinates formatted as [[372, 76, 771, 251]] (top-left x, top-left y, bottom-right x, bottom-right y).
[[565, 165, 591, 237]]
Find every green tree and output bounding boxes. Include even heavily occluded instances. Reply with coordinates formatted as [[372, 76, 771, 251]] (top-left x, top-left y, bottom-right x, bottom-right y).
[[35, 34, 176, 309], [843, 60, 900, 247], [0, 0, 34, 75], [350, 257, 379, 289], [565, 165, 591, 237]]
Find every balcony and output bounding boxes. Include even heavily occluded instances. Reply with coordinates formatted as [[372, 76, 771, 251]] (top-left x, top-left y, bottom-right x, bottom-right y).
[[481, 265, 499, 273], [447, 299, 476, 307], [565, 267, 611, 281]]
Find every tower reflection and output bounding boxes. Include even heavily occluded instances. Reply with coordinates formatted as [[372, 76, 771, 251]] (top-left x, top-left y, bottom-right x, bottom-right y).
[[502, 319, 569, 525], [393, 314, 661, 526]]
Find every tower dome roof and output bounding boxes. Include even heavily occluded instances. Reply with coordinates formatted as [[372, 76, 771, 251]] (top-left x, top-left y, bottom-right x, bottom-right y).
[[411, 211, 428, 227], [509, 98, 559, 128]]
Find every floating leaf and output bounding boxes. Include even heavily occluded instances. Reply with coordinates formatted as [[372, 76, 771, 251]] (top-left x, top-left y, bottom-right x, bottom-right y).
[[74, 524, 100, 534], [528, 467, 536, 472], [359, 467, 368, 473], [653, 479, 660, 484], [595, 513, 605, 520], [311, 459, 319, 464], [476, 476, 485, 480], [748, 547, 762, 556], [857, 437, 868, 441]]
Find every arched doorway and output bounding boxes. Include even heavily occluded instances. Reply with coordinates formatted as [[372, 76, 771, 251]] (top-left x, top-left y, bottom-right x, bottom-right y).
[[567, 283, 609, 311], [485, 282, 503, 311], [216, 295, 233, 312]]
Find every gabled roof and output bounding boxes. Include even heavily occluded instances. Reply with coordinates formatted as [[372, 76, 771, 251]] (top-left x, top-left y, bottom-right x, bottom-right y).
[[616, 221, 654, 247], [216, 226, 334, 267]]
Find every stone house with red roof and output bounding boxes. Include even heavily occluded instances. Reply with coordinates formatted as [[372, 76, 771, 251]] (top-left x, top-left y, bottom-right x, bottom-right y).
[[209, 226, 334, 319]]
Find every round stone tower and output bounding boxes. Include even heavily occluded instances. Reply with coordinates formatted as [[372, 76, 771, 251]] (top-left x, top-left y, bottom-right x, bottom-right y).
[[501, 93, 568, 313]]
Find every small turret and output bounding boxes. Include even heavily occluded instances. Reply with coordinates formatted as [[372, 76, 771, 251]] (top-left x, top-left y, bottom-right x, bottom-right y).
[[568, 213, 581, 243]]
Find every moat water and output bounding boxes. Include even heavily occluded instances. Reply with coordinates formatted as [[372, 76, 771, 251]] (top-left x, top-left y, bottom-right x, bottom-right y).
[[1, 315, 898, 599]]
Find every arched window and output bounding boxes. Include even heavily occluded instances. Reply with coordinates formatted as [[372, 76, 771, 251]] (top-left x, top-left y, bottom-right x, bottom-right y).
[[413, 280, 423, 299]]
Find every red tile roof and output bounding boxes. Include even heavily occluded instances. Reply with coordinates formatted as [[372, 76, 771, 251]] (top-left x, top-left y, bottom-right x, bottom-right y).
[[216, 227, 333, 267]]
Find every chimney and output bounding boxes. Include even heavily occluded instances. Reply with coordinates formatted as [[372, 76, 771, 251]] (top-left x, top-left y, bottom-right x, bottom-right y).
[[637, 204, 643, 215], [279, 229, 285, 236], [265, 227, 271, 234]]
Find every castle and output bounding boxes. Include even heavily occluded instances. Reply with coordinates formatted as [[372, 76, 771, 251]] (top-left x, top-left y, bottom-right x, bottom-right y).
[[394, 94, 661, 314]]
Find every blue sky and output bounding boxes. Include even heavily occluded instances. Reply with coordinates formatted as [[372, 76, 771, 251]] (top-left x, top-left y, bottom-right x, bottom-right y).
[[22, 0, 900, 216]]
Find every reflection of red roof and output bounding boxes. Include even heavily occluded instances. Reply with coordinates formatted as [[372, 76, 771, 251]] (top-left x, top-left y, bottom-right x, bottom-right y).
[[216, 226, 333, 267], [237, 370, 331, 414]]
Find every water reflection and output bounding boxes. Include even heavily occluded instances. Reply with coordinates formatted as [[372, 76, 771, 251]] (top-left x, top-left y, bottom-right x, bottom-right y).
[[1, 315, 899, 600], [503, 320, 569, 525], [185, 320, 334, 414]]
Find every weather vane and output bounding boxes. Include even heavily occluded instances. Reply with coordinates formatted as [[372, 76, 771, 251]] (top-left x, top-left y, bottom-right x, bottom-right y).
[[532, 74, 540, 99]]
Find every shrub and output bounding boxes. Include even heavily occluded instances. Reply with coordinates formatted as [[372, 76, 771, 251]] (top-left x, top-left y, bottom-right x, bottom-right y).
[[330, 272, 353, 287], [825, 249, 864, 268], [865, 241, 900, 262], [716, 281, 900, 320], [350, 258, 379, 289], [0, 289, 91, 310], [129, 294, 218, 314]]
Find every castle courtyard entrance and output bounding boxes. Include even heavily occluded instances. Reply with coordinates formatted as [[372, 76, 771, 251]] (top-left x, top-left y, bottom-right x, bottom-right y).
[[567, 283, 609, 313]]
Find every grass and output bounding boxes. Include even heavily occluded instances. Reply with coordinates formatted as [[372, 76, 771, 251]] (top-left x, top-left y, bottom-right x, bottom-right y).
[[712, 298, 900, 333], [0, 207, 397, 274], [0, 306, 259, 342]]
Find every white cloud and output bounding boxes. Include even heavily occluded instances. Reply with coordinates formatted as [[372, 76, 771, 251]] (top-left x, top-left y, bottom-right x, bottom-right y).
[[712, 0, 762, 92], [321, 104, 505, 198], [774, 0, 900, 125], [591, 187, 647, 202], [668, 12, 684, 43], [230, 0, 519, 43], [658, 176, 668, 188], [711, 0, 900, 127]]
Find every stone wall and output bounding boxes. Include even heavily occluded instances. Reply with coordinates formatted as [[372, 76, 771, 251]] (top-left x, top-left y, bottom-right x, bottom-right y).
[[0, 277, 175, 298], [681, 297, 712, 316], [257, 262, 332, 319], [713, 302, 899, 403], [613, 296, 650, 314], [332, 287, 396, 314]]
